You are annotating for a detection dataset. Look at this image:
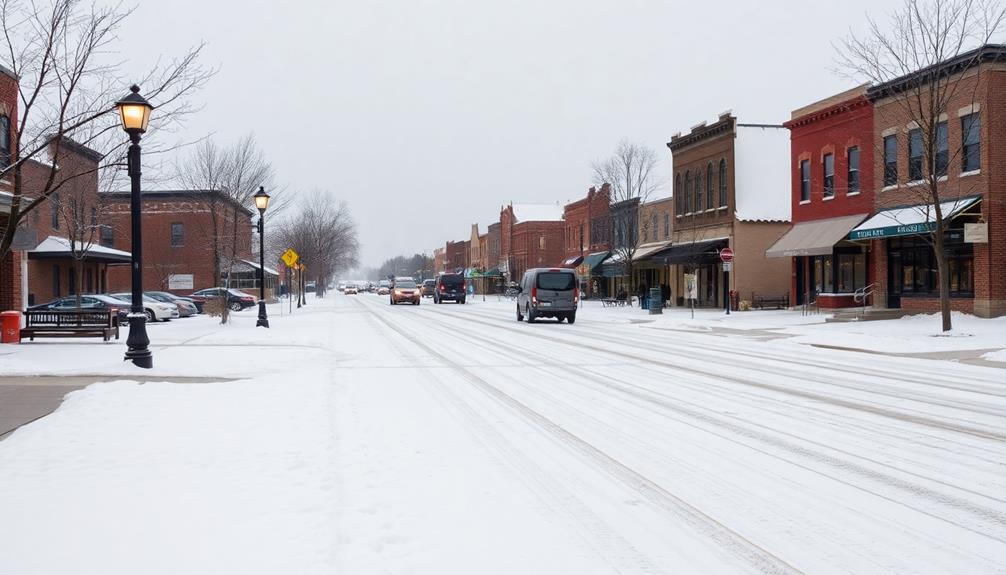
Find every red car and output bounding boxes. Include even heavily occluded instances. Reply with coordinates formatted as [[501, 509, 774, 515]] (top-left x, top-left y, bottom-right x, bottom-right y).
[[189, 288, 257, 311]]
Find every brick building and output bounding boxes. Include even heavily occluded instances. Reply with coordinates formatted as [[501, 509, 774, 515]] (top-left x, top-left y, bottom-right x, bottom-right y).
[[0, 64, 20, 311], [660, 113, 791, 308], [444, 239, 467, 273], [633, 195, 675, 301], [849, 44, 1006, 318], [768, 85, 875, 309], [432, 247, 445, 274], [499, 203, 564, 282], [103, 190, 262, 295], [561, 185, 611, 297]]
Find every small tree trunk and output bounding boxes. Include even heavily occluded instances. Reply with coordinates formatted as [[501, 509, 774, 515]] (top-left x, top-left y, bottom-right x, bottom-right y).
[[74, 258, 84, 310], [933, 231, 953, 332]]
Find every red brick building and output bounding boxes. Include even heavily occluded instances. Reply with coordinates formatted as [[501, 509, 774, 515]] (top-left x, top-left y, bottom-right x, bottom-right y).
[[854, 45, 1005, 317], [103, 190, 259, 295], [444, 239, 467, 273], [562, 185, 611, 297], [499, 202, 564, 282], [769, 85, 875, 308]]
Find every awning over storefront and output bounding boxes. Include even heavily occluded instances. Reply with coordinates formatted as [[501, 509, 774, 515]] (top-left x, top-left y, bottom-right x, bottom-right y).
[[849, 196, 981, 240], [483, 267, 503, 277], [562, 255, 584, 267], [632, 241, 674, 262], [582, 251, 610, 270], [766, 213, 869, 258], [28, 235, 132, 263], [653, 238, 728, 265]]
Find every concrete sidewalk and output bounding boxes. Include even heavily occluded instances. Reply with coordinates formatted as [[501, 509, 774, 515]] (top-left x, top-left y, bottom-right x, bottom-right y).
[[0, 376, 232, 440]]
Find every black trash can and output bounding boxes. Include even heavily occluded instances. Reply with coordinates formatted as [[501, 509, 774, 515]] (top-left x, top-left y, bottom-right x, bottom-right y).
[[648, 287, 663, 314]]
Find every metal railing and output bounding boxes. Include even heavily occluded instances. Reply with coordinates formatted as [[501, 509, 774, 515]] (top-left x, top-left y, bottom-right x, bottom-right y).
[[853, 282, 878, 317], [801, 291, 819, 316]]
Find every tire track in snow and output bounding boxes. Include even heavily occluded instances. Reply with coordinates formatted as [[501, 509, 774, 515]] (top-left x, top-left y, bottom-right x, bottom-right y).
[[358, 297, 804, 575]]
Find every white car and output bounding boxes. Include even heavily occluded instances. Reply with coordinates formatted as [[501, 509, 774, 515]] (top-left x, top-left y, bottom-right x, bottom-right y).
[[344, 286, 359, 295], [110, 293, 180, 322]]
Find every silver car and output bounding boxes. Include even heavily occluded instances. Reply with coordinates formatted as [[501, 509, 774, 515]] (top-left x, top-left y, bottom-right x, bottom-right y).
[[515, 268, 578, 324]]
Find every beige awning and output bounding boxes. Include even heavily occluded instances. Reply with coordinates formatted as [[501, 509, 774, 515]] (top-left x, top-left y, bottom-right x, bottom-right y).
[[766, 213, 869, 258], [631, 241, 674, 262]]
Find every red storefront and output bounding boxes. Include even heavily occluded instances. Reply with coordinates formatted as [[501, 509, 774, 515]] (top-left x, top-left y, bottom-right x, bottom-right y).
[[768, 86, 876, 308]]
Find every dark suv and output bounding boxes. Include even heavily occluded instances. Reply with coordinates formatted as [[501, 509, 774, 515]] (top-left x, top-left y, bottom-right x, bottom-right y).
[[516, 268, 578, 323], [433, 273, 466, 304]]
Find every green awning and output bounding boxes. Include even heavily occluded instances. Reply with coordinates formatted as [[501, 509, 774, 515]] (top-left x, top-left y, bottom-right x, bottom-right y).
[[849, 196, 981, 240], [582, 251, 610, 270]]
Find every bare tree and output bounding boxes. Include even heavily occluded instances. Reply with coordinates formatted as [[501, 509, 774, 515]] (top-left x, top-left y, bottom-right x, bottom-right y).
[[592, 140, 665, 294], [0, 0, 212, 297], [840, 0, 1005, 331], [274, 190, 359, 298]]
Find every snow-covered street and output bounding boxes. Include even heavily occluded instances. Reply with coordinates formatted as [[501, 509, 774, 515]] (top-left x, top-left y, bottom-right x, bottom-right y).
[[1, 294, 1005, 574]]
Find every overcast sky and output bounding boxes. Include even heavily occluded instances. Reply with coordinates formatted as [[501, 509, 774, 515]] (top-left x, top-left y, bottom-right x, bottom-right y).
[[116, 0, 901, 268]]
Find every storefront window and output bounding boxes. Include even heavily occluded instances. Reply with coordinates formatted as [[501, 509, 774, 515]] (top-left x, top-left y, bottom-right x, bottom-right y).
[[813, 255, 833, 294], [889, 234, 973, 296], [836, 251, 866, 293]]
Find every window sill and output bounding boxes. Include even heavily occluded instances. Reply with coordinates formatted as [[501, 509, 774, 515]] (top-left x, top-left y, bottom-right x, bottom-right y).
[[906, 180, 925, 187], [823, 195, 835, 201], [799, 200, 810, 205], [960, 169, 981, 178], [717, 206, 728, 211], [847, 191, 860, 197], [937, 175, 948, 182], [705, 208, 715, 213], [881, 184, 898, 192]]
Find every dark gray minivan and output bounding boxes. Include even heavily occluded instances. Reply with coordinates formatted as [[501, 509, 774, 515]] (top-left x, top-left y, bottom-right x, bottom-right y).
[[515, 268, 578, 324]]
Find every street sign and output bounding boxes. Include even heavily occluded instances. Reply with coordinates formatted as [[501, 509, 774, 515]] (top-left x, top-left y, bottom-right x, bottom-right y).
[[684, 273, 698, 299], [719, 247, 734, 263], [722, 261, 732, 272], [281, 248, 299, 268]]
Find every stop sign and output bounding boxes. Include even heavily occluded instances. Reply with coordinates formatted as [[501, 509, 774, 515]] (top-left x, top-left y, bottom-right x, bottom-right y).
[[719, 247, 734, 263]]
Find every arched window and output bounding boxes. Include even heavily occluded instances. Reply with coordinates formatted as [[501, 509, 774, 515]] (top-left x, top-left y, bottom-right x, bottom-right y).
[[694, 172, 703, 215], [708, 162, 716, 208], [718, 159, 728, 207], [675, 173, 682, 215], [684, 171, 692, 213], [0, 115, 10, 169]]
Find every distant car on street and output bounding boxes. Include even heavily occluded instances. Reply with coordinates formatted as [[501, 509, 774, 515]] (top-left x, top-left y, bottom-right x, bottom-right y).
[[110, 293, 180, 321], [344, 285, 358, 295], [433, 273, 465, 304], [189, 288, 257, 311], [28, 294, 130, 324], [390, 280, 421, 305], [420, 279, 436, 297], [515, 268, 578, 324], [144, 291, 198, 317], [377, 285, 390, 295]]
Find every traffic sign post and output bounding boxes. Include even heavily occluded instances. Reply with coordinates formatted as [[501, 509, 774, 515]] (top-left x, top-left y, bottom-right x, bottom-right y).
[[719, 248, 734, 315]]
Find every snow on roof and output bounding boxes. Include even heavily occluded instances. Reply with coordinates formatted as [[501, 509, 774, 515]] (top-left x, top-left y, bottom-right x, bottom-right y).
[[733, 125, 791, 223], [512, 203, 563, 223], [241, 259, 281, 277], [30, 235, 132, 257]]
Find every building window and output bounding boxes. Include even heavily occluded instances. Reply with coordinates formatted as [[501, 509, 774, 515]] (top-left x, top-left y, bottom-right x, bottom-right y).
[[890, 234, 973, 295], [847, 147, 860, 194], [684, 171, 692, 213], [884, 135, 898, 186], [908, 128, 923, 181], [835, 250, 866, 293], [0, 115, 10, 170], [800, 159, 810, 202], [651, 214, 658, 241], [694, 172, 703, 213], [53, 265, 61, 298], [935, 121, 948, 177], [718, 159, 727, 207], [663, 213, 669, 238], [962, 113, 980, 173], [171, 222, 184, 247], [823, 153, 834, 198], [706, 163, 714, 209], [539, 235, 545, 249], [51, 192, 60, 229], [675, 174, 682, 215], [100, 225, 114, 247]]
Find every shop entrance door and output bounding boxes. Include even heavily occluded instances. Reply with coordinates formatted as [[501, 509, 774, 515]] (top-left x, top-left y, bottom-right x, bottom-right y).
[[795, 258, 805, 305], [887, 250, 902, 308]]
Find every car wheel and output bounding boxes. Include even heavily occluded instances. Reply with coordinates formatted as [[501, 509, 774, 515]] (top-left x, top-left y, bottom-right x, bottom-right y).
[[144, 309, 155, 322], [229, 302, 242, 312], [526, 304, 536, 323], [414, 300, 420, 306], [567, 313, 576, 324], [516, 304, 524, 322]]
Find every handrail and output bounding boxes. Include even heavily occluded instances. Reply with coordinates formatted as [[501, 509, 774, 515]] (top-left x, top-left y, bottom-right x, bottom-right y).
[[853, 282, 878, 316]]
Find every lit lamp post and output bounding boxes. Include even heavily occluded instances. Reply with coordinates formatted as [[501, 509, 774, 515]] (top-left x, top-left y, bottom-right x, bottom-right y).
[[254, 186, 270, 328], [116, 85, 154, 369]]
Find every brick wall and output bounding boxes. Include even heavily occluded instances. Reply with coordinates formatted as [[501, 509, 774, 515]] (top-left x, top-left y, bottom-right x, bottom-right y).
[[510, 221, 564, 279]]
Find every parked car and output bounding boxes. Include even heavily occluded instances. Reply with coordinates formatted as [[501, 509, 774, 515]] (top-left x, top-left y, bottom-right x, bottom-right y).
[[420, 279, 436, 297], [144, 291, 198, 317], [433, 273, 466, 304], [110, 293, 180, 321], [377, 286, 390, 295], [344, 285, 358, 295], [189, 288, 257, 311], [515, 268, 578, 324], [390, 280, 421, 305], [28, 294, 130, 324]]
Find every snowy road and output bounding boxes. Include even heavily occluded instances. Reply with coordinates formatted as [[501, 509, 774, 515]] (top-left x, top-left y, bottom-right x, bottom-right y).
[[1, 294, 1005, 574]]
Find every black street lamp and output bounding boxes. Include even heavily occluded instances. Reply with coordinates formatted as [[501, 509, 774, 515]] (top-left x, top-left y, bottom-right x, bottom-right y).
[[116, 85, 154, 369], [254, 186, 270, 328]]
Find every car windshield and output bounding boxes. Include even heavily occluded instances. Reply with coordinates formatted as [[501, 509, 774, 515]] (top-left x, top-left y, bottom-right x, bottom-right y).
[[536, 272, 575, 291], [424, 280, 435, 286], [396, 281, 417, 289], [440, 275, 463, 287]]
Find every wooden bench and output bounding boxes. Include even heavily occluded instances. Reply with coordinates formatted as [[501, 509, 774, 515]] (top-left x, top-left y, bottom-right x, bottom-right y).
[[20, 310, 119, 342], [601, 297, 629, 307], [751, 292, 790, 310]]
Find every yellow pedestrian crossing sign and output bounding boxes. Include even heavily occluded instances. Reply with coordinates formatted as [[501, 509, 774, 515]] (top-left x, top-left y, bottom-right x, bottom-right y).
[[281, 248, 299, 268]]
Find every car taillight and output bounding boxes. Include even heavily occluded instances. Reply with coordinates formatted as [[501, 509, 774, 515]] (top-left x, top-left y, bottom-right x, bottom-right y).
[[574, 286, 579, 304], [440, 286, 446, 292], [531, 286, 537, 304]]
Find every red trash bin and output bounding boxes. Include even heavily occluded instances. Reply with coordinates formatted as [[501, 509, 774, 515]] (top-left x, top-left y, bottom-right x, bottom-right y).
[[1, 310, 21, 344]]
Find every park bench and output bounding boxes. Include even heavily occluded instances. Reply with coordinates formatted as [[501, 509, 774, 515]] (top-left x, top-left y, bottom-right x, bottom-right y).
[[601, 295, 632, 307], [20, 310, 119, 342], [751, 292, 790, 310]]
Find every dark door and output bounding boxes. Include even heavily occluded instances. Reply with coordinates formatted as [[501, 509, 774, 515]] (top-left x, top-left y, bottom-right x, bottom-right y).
[[887, 250, 902, 308], [795, 257, 806, 305]]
